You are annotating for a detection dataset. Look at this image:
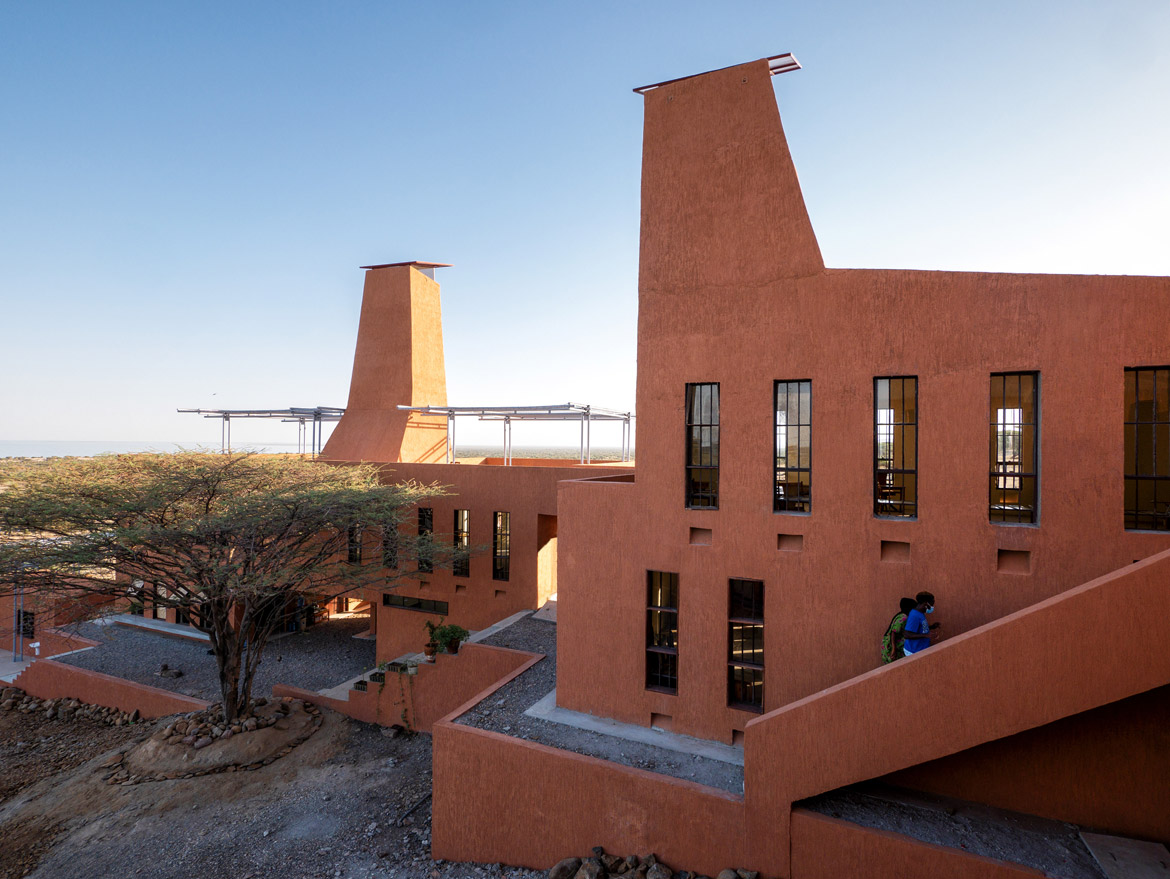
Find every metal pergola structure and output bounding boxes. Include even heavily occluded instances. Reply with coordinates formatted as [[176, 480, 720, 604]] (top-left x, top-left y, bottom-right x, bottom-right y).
[[177, 407, 346, 456], [397, 403, 634, 465]]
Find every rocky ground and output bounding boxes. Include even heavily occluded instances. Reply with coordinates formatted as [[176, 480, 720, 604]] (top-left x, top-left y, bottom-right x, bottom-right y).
[[0, 704, 542, 879], [457, 617, 744, 794], [59, 614, 376, 701]]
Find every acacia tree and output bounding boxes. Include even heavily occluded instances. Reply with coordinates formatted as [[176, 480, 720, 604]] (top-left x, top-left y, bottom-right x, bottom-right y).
[[0, 451, 446, 723]]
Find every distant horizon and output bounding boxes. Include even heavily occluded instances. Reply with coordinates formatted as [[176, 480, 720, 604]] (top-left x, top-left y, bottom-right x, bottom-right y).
[[0, 439, 633, 459]]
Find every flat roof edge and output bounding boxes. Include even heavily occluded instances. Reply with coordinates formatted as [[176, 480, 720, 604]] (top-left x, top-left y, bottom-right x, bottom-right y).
[[632, 53, 800, 95]]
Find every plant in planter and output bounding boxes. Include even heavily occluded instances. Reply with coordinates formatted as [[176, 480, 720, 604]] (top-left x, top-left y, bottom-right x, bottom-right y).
[[423, 619, 441, 662], [432, 623, 470, 655]]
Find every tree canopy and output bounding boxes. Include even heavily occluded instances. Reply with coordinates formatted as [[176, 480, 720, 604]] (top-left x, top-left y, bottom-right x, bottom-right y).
[[0, 451, 443, 721]]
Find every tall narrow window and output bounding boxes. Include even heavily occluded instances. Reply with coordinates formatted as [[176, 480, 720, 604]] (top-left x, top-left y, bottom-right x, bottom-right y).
[[492, 512, 510, 581], [728, 578, 764, 712], [1125, 366, 1170, 530], [874, 377, 918, 518], [382, 522, 399, 570], [347, 525, 363, 564], [417, 508, 433, 573], [685, 383, 720, 509], [775, 380, 812, 512], [17, 610, 35, 640], [453, 509, 470, 577], [990, 372, 1039, 523], [646, 571, 679, 693]]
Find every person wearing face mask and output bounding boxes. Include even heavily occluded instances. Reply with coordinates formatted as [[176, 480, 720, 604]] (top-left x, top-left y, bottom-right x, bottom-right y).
[[901, 591, 940, 656]]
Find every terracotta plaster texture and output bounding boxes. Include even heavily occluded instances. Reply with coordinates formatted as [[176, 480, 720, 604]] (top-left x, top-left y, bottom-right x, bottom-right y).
[[12, 658, 210, 718], [324, 263, 449, 464], [555, 57, 1170, 746], [366, 460, 629, 662], [431, 720, 745, 876], [274, 643, 539, 733], [788, 810, 1045, 879], [742, 548, 1170, 872], [883, 683, 1170, 844]]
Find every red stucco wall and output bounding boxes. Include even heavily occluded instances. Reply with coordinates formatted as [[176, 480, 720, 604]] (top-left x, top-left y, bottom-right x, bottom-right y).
[[12, 659, 209, 718], [789, 810, 1045, 879], [883, 684, 1170, 843], [361, 460, 629, 662], [274, 642, 539, 733], [742, 548, 1170, 872], [431, 721, 746, 875], [556, 57, 1170, 747]]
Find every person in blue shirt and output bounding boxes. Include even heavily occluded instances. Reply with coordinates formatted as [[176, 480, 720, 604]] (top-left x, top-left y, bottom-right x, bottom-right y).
[[902, 591, 940, 656]]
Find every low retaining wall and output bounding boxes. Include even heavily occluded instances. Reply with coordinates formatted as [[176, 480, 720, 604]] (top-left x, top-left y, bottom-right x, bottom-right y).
[[11, 659, 209, 719], [432, 721, 746, 876], [5, 627, 99, 661], [274, 643, 541, 733], [789, 810, 1044, 879]]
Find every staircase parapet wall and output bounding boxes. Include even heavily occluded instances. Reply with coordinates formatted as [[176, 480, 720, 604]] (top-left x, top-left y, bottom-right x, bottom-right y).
[[743, 548, 1170, 875]]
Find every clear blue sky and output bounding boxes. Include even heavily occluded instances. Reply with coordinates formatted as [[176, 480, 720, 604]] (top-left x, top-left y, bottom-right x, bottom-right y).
[[2, 1, 1168, 450]]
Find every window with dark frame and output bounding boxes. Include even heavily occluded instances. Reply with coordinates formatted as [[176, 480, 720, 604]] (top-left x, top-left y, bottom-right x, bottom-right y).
[[645, 571, 679, 693], [775, 380, 812, 512], [453, 509, 470, 577], [382, 522, 399, 569], [874, 377, 918, 518], [685, 383, 720, 509], [382, 594, 448, 615], [727, 578, 764, 712], [1125, 366, 1170, 530], [347, 525, 363, 564], [492, 512, 510, 581], [990, 372, 1039, 524], [417, 508, 433, 573], [17, 610, 34, 640]]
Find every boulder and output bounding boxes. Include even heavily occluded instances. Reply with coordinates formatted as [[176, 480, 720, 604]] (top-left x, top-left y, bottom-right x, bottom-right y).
[[549, 857, 581, 879], [646, 864, 673, 879], [574, 857, 606, 879], [193, 736, 213, 750], [717, 871, 739, 879], [736, 871, 758, 879]]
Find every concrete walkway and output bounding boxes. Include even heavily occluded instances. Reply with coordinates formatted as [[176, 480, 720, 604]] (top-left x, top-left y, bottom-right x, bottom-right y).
[[103, 613, 210, 642], [524, 689, 745, 766]]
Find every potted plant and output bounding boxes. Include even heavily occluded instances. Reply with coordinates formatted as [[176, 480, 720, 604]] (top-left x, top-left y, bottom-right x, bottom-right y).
[[433, 623, 470, 655], [423, 619, 441, 662]]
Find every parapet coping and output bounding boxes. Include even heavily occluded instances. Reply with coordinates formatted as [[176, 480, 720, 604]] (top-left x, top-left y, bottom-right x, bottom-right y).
[[316, 609, 535, 700], [523, 688, 745, 768]]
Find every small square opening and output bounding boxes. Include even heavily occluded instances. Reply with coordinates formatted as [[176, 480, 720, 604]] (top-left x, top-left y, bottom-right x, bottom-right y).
[[689, 527, 712, 546], [880, 540, 910, 563], [997, 549, 1031, 574], [650, 713, 673, 732], [494, 589, 507, 599], [777, 533, 803, 552], [732, 729, 746, 747], [455, 583, 467, 593]]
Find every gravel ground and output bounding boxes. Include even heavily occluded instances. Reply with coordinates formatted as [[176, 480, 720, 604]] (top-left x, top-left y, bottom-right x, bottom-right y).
[[58, 615, 376, 702], [0, 707, 544, 879], [455, 615, 744, 795], [803, 785, 1107, 878]]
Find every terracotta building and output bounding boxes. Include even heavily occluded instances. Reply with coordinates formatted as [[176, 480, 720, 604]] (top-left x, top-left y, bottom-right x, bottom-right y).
[[431, 56, 1170, 877], [322, 261, 632, 662], [325, 55, 1170, 877]]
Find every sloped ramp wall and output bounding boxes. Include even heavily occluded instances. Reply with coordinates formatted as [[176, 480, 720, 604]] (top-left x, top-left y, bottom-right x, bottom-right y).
[[789, 810, 1045, 879], [274, 643, 539, 733], [883, 683, 1170, 843], [743, 549, 1170, 874]]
